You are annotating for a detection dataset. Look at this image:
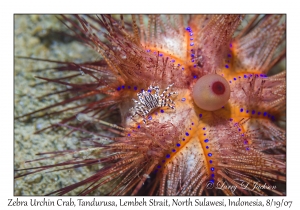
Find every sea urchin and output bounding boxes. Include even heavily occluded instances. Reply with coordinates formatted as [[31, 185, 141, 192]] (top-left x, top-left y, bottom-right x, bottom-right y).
[[14, 14, 286, 196]]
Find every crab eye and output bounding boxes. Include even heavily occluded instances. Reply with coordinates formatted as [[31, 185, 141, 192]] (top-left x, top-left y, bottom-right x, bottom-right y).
[[192, 74, 230, 111]]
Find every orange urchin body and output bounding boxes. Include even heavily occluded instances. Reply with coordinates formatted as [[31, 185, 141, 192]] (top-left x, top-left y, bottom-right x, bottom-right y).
[[15, 15, 286, 196]]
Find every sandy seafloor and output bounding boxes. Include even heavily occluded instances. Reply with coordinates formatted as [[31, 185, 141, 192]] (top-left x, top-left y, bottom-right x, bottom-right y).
[[14, 15, 106, 195]]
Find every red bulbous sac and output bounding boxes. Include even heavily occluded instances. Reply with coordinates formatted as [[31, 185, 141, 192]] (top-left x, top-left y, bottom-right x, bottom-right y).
[[192, 74, 230, 111]]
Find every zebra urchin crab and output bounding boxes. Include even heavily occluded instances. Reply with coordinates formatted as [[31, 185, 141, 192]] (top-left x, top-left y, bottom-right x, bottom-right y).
[[131, 84, 177, 123]]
